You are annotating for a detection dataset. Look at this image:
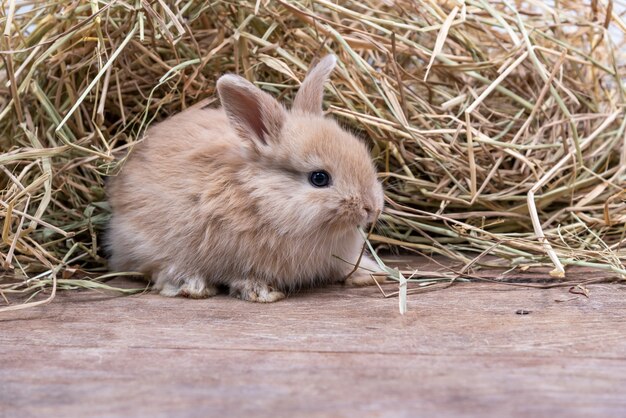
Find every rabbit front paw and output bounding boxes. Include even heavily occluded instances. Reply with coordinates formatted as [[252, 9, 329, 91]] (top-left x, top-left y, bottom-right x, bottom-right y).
[[343, 255, 386, 287], [344, 273, 380, 287], [158, 274, 218, 299], [230, 279, 286, 303]]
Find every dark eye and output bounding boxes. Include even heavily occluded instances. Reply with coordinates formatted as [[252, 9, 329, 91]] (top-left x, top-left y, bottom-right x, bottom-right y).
[[309, 170, 331, 188]]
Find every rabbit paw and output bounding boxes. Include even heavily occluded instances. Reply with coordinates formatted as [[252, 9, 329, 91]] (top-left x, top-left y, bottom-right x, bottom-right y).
[[344, 273, 380, 287], [343, 255, 386, 287], [159, 275, 218, 299], [230, 279, 286, 303]]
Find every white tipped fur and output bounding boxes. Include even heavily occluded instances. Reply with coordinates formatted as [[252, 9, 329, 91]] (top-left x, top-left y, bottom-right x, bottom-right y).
[[106, 55, 384, 301]]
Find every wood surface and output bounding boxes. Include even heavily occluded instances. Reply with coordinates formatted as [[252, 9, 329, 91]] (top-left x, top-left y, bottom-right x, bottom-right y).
[[1, 258, 625, 418]]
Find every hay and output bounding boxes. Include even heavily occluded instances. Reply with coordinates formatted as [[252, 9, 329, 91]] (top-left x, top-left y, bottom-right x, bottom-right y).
[[1, 0, 625, 308]]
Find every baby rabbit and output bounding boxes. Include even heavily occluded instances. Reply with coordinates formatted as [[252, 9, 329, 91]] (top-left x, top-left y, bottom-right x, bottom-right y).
[[106, 55, 384, 302]]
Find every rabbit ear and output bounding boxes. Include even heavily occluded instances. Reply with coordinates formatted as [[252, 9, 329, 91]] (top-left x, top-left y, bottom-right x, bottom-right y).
[[292, 55, 337, 115], [217, 74, 286, 147]]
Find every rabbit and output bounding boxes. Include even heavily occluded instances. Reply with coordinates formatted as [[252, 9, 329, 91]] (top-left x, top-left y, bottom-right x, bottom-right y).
[[106, 54, 384, 302]]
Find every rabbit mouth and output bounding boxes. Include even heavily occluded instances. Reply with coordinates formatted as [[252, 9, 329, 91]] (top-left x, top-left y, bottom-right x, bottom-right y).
[[329, 207, 373, 228]]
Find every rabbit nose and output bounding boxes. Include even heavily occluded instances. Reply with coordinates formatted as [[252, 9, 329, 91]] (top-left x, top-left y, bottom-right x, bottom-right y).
[[363, 205, 375, 223]]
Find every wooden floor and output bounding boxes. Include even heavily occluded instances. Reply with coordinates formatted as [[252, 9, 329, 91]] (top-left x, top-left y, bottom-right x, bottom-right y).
[[1, 258, 625, 418]]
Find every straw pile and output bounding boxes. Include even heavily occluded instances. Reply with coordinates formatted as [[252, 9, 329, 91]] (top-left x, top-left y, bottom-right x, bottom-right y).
[[1, 0, 625, 307]]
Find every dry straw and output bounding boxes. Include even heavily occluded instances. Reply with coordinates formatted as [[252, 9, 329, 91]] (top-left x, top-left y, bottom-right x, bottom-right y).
[[1, 0, 625, 310]]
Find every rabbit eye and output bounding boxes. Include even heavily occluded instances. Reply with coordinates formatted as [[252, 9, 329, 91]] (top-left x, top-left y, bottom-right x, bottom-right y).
[[309, 170, 331, 188]]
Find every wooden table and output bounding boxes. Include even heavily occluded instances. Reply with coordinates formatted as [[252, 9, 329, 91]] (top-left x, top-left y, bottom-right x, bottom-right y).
[[1, 259, 625, 417]]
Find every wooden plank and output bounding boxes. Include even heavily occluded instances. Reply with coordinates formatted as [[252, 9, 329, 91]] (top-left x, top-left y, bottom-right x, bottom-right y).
[[1, 263, 625, 417], [2, 346, 625, 418], [3, 283, 625, 358]]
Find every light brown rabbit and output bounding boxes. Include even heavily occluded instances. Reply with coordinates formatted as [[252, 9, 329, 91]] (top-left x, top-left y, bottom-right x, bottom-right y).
[[106, 55, 384, 302]]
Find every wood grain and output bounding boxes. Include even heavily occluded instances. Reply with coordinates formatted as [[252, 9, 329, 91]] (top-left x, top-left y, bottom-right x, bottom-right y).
[[1, 260, 625, 418]]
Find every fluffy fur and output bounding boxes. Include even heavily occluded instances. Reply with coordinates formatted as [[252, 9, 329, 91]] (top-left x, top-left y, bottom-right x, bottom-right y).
[[106, 55, 384, 302]]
